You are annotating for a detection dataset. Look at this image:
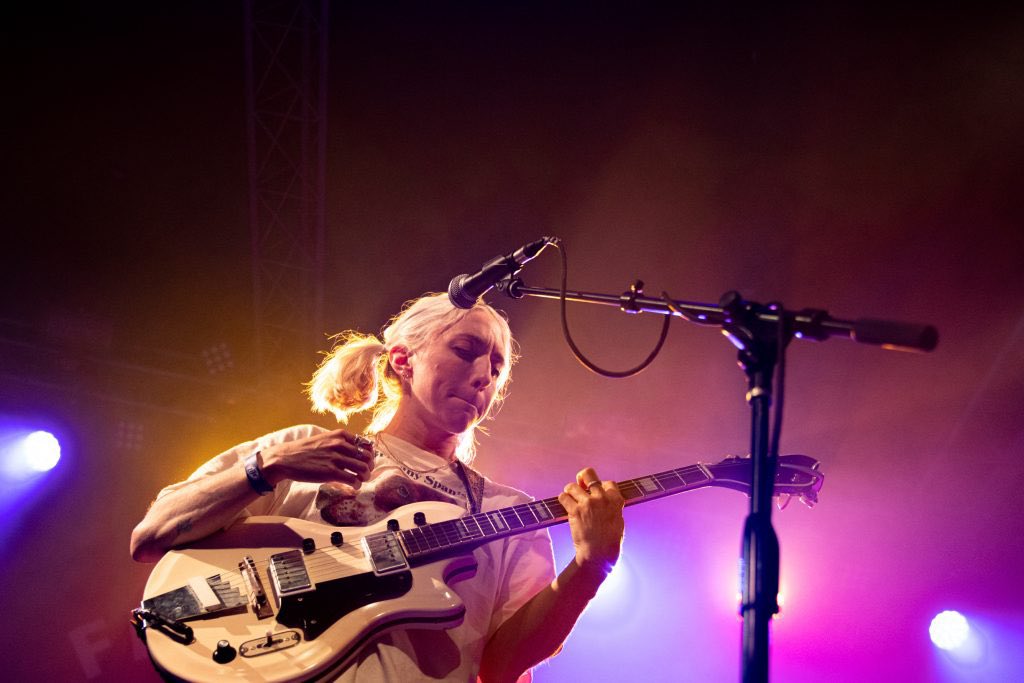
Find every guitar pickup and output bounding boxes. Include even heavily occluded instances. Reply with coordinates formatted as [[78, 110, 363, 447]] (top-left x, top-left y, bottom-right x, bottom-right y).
[[268, 550, 315, 607], [239, 555, 274, 619], [363, 530, 409, 575]]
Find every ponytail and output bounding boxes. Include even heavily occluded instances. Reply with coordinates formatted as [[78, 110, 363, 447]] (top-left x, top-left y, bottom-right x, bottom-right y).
[[307, 332, 388, 423]]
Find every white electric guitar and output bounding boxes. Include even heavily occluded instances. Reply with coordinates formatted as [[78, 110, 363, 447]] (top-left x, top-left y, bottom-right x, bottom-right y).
[[134, 454, 823, 682]]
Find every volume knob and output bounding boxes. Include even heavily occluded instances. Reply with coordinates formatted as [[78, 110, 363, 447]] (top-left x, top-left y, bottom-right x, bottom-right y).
[[213, 639, 236, 664]]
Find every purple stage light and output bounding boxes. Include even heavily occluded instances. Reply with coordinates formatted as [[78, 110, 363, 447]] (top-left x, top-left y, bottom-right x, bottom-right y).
[[1, 429, 61, 480], [930, 610, 969, 650], [23, 431, 61, 472]]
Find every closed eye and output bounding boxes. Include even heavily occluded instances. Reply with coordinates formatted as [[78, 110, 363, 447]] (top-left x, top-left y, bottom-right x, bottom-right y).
[[453, 346, 503, 378]]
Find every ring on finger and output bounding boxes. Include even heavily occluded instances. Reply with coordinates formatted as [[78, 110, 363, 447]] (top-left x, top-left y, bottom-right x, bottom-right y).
[[584, 479, 601, 491]]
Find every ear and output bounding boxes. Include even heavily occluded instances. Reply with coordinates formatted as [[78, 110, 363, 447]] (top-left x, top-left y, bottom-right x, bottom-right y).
[[388, 344, 413, 381]]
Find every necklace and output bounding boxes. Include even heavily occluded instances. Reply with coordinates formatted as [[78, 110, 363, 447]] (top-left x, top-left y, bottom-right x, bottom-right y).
[[374, 433, 482, 514], [374, 434, 456, 475]]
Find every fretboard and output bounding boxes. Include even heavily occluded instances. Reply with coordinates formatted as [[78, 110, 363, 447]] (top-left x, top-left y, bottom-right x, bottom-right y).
[[399, 463, 713, 563]]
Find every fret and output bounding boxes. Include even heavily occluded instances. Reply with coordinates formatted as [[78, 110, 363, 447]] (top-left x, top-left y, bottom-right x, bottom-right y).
[[515, 503, 540, 526], [435, 520, 460, 546], [475, 513, 497, 537], [634, 476, 666, 496], [673, 465, 707, 487], [617, 465, 713, 504], [501, 507, 524, 530], [529, 500, 554, 522], [403, 518, 474, 559], [413, 523, 435, 551], [404, 499, 559, 561], [457, 518, 481, 541], [404, 523, 438, 554], [487, 511, 509, 533], [658, 469, 690, 489], [667, 467, 705, 491], [541, 498, 566, 519], [465, 514, 485, 538], [426, 520, 450, 548], [617, 481, 640, 495], [401, 527, 426, 554]]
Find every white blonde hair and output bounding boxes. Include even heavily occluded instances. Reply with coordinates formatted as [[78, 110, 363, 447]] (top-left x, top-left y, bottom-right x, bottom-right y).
[[307, 292, 516, 463]]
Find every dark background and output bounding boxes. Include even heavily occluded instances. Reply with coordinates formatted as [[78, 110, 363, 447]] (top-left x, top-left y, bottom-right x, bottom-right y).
[[2, 2, 1022, 681]]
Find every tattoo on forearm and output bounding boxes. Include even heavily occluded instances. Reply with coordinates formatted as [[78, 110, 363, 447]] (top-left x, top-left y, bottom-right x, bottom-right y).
[[175, 519, 193, 538]]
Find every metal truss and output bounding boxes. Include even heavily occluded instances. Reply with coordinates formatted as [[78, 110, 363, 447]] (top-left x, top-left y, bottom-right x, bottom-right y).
[[244, 0, 328, 376]]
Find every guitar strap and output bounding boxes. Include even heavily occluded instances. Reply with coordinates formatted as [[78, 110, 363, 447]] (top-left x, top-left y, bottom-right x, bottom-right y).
[[453, 461, 485, 515]]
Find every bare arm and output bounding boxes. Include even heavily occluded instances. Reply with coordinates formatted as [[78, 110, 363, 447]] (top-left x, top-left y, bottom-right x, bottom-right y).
[[129, 429, 374, 562], [478, 467, 625, 682], [129, 461, 263, 562]]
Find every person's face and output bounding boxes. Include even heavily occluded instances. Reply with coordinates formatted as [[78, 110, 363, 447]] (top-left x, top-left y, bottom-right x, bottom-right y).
[[402, 309, 508, 437]]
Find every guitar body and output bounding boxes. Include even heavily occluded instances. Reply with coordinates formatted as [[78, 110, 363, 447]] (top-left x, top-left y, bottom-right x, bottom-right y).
[[142, 502, 476, 682]]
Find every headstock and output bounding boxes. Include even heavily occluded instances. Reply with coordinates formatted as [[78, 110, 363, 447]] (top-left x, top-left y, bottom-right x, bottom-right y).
[[704, 454, 824, 508]]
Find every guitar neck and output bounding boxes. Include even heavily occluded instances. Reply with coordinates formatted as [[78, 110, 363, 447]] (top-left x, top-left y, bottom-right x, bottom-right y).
[[399, 463, 713, 564]]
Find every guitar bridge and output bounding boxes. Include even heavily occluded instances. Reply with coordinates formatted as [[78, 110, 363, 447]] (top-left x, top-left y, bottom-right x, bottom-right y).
[[239, 555, 274, 619]]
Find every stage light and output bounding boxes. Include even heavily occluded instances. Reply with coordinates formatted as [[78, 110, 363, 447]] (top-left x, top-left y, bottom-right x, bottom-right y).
[[0, 422, 70, 548], [598, 555, 629, 598], [930, 610, 970, 650], [1, 429, 61, 480], [23, 431, 61, 471], [581, 554, 636, 625]]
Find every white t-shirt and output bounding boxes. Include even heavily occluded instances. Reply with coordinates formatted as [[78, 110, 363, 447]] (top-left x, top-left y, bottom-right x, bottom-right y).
[[157, 424, 557, 682]]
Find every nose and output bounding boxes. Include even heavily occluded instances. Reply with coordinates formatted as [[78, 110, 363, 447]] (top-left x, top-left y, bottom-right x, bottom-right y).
[[470, 356, 494, 390]]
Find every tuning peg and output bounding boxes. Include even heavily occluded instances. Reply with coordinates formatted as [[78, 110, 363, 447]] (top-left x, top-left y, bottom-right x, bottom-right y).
[[799, 492, 818, 509], [774, 494, 792, 511]]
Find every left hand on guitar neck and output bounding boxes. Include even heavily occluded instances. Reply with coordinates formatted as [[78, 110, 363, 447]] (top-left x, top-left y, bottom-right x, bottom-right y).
[[558, 467, 626, 581]]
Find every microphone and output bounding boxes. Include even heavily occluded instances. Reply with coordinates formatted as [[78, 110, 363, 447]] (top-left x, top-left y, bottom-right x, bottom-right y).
[[448, 237, 557, 309]]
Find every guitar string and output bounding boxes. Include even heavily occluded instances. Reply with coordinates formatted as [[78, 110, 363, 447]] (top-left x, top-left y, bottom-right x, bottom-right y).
[[288, 459, 811, 578], [176, 490, 572, 596], [191, 494, 572, 594], [245, 466, 705, 581], [178, 465, 715, 599], [165, 463, 798, 603], [204, 488, 576, 592], [288, 466, 710, 575], [292, 464, 706, 577], [235, 464, 812, 592]]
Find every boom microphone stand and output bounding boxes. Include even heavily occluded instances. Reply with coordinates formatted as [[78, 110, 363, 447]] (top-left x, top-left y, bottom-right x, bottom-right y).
[[495, 277, 937, 682]]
